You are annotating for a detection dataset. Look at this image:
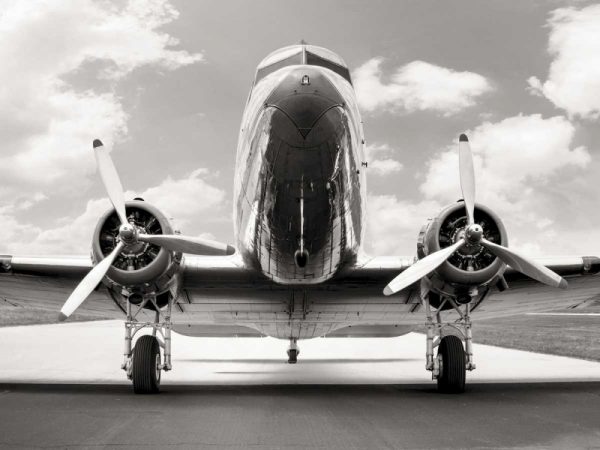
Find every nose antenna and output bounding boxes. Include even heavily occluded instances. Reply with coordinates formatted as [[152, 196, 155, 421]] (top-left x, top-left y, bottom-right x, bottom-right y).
[[300, 39, 307, 64]]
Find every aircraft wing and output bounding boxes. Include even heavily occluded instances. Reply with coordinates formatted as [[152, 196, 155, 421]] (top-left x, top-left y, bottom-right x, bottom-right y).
[[0, 253, 417, 337], [466, 256, 600, 319], [345, 255, 600, 319], [156, 253, 600, 337], [1, 253, 599, 331], [0, 254, 271, 323], [0, 255, 123, 319]]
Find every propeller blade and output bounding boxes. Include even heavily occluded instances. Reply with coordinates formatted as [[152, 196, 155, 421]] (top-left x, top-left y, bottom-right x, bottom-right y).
[[383, 239, 466, 296], [459, 134, 476, 226], [138, 234, 236, 256], [93, 139, 128, 226], [480, 238, 567, 289], [59, 242, 124, 321]]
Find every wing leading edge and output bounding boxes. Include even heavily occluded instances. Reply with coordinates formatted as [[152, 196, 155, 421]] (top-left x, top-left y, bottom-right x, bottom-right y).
[[1, 254, 599, 330]]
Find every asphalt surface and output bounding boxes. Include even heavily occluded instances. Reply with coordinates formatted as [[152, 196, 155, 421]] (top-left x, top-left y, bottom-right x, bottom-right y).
[[0, 382, 599, 449], [2, 321, 600, 448]]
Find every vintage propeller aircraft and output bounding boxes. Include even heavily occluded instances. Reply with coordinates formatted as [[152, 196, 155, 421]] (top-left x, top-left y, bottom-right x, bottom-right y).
[[1, 44, 599, 394]]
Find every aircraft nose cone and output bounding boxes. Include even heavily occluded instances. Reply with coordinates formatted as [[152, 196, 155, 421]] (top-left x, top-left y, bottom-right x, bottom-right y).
[[266, 68, 344, 138]]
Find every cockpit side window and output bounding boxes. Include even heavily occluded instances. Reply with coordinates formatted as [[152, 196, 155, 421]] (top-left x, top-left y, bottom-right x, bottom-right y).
[[254, 45, 352, 85], [255, 52, 303, 84], [305, 51, 352, 84]]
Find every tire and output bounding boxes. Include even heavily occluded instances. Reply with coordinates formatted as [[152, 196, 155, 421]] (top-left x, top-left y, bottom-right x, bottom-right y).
[[132, 335, 161, 394], [287, 349, 298, 364], [437, 335, 466, 393]]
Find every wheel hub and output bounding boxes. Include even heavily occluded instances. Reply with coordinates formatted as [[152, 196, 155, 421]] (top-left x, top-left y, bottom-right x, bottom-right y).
[[155, 353, 161, 383]]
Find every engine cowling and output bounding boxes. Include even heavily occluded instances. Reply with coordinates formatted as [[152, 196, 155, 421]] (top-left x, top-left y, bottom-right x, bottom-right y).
[[383, 134, 567, 301], [417, 201, 508, 297], [91, 200, 182, 301]]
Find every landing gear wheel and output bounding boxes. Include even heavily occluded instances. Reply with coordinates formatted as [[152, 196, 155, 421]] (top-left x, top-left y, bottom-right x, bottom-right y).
[[132, 335, 161, 394], [437, 335, 466, 394], [287, 349, 298, 364]]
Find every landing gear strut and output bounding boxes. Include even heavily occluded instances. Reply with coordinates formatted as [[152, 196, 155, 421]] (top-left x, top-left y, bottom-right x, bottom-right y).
[[122, 295, 173, 394], [424, 293, 474, 393], [287, 339, 299, 364]]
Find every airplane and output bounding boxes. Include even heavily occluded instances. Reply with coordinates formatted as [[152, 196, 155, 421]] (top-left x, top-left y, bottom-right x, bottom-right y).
[[1, 43, 599, 394]]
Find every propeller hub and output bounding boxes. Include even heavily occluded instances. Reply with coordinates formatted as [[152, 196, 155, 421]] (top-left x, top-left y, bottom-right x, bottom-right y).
[[119, 224, 138, 245], [465, 224, 483, 244]]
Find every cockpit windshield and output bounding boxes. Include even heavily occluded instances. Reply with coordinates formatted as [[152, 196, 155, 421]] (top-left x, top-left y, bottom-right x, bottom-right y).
[[255, 44, 352, 85]]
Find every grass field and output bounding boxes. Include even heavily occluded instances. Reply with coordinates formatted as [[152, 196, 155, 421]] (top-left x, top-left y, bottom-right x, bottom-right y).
[[0, 308, 109, 327], [473, 310, 600, 362]]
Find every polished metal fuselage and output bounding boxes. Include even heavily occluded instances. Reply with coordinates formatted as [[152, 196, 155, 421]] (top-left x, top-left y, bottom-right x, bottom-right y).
[[234, 65, 367, 284], [179, 56, 419, 340]]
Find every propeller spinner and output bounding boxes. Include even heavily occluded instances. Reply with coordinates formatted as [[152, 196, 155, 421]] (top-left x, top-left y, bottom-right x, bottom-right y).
[[383, 134, 567, 296]]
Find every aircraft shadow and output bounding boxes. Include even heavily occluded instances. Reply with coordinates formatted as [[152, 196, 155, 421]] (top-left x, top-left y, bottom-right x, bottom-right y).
[[1, 381, 600, 397], [176, 357, 421, 364]]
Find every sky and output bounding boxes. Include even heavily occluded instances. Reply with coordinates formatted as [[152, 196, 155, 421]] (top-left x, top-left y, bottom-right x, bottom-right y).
[[1, 0, 600, 258]]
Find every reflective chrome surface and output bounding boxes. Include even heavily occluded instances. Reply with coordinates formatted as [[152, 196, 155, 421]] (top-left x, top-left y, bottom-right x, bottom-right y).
[[234, 56, 366, 284]]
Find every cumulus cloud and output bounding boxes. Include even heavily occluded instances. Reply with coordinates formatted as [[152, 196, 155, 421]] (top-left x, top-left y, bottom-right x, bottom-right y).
[[419, 114, 589, 207], [0, 0, 202, 200], [365, 114, 592, 255], [366, 195, 441, 256], [528, 4, 600, 119], [0, 206, 43, 252], [0, 0, 205, 254], [353, 58, 492, 115], [369, 159, 403, 176], [365, 143, 403, 176], [3, 169, 227, 255], [134, 169, 227, 229]]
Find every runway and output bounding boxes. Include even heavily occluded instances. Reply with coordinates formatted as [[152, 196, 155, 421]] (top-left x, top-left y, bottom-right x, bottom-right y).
[[1, 320, 599, 384], [1, 321, 600, 448], [1, 382, 600, 448]]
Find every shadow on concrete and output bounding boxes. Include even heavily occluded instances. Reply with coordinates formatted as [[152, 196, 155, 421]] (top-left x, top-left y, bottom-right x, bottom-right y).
[[175, 357, 421, 364]]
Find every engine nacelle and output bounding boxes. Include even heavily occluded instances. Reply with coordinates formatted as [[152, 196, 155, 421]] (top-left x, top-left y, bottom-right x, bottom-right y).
[[417, 202, 508, 299], [91, 200, 182, 302]]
